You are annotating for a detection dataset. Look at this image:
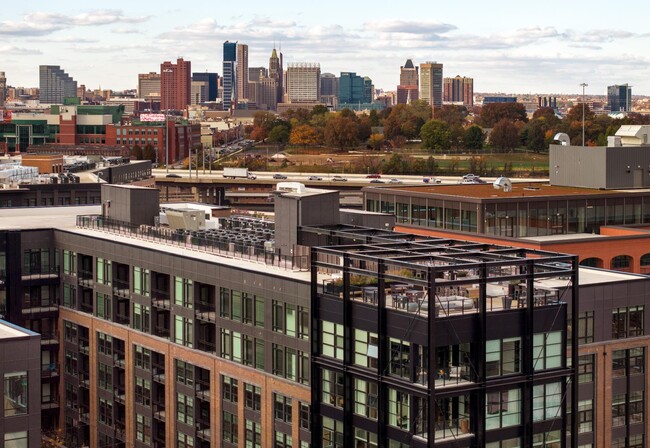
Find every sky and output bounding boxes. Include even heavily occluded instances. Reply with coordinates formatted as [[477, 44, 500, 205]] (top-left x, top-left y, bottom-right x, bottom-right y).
[[2, 0, 650, 96]]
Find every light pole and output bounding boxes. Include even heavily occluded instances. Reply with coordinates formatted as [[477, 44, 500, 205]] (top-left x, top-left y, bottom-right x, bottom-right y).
[[580, 83, 588, 146]]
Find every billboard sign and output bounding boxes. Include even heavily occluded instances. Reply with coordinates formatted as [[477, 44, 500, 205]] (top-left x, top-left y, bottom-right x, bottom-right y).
[[140, 113, 166, 122]]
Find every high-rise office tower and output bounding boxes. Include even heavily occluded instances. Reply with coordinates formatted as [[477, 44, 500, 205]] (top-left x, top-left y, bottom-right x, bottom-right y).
[[607, 84, 632, 112], [138, 72, 161, 100], [0, 72, 6, 106], [39, 65, 78, 104], [269, 48, 284, 104], [191, 72, 218, 102], [397, 59, 419, 104], [236, 44, 249, 101], [190, 80, 208, 105], [160, 58, 191, 110], [222, 41, 237, 110], [339, 72, 372, 104], [286, 63, 321, 103], [249, 67, 268, 82], [420, 61, 443, 110], [320, 73, 339, 108], [443, 75, 474, 106], [400, 59, 419, 88]]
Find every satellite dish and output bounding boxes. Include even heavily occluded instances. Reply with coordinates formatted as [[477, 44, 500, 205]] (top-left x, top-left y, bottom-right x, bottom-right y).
[[554, 133, 570, 146], [493, 176, 512, 192]]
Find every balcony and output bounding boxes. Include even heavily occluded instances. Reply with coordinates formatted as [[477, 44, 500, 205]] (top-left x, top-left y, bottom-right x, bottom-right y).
[[112, 279, 130, 298], [40, 331, 60, 345], [114, 386, 126, 404], [22, 297, 59, 315], [153, 364, 165, 383], [151, 287, 171, 309], [41, 396, 60, 410], [79, 373, 90, 388], [195, 379, 210, 401], [79, 337, 90, 354], [195, 300, 216, 322], [42, 363, 59, 378], [114, 423, 126, 441], [79, 405, 90, 424], [196, 420, 211, 441], [22, 265, 60, 280], [153, 403, 166, 422], [78, 269, 94, 287]]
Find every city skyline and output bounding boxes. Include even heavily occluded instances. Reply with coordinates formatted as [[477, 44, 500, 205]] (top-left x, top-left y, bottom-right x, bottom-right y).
[[2, 0, 650, 96]]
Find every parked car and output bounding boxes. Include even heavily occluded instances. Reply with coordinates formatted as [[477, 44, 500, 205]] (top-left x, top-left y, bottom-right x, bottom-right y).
[[389, 178, 403, 184], [308, 176, 323, 181], [273, 174, 288, 179], [331, 176, 348, 182], [366, 174, 382, 179]]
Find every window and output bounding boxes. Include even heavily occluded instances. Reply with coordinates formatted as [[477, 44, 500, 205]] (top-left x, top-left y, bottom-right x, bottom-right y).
[[298, 306, 309, 339], [577, 311, 594, 344], [612, 394, 626, 426], [245, 384, 261, 411], [63, 250, 76, 275], [176, 393, 194, 425], [354, 428, 378, 448], [136, 413, 152, 445], [133, 303, 151, 333], [4, 431, 28, 448], [532, 382, 562, 421], [95, 292, 111, 320], [613, 347, 645, 376], [133, 267, 150, 296], [174, 316, 193, 348], [533, 332, 562, 370], [96, 257, 111, 285], [274, 393, 292, 423], [98, 397, 113, 426], [388, 388, 410, 430], [630, 391, 644, 424], [223, 411, 239, 444], [98, 362, 112, 391], [354, 378, 378, 419], [486, 337, 521, 377], [63, 283, 76, 308], [272, 300, 284, 332], [4, 372, 28, 416], [135, 345, 151, 370], [578, 355, 594, 383], [222, 375, 238, 403], [322, 417, 344, 448], [176, 360, 194, 386], [389, 338, 410, 379], [135, 377, 151, 407], [486, 388, 521, 429], [255, 297, 265, 327], [578, 399, 593, 433], [243, 293, 254, 324], [174, 277, 193, 308], [177, 432, 194, 448], [321, 320, 344, 360], [299, 403, 311, 430], [354, 329, 379, 369], [323, 369, 344, 408], [245, 420, 262, 448], [98, 332, 113, 355], [275, 431, 292, 448], [255, 339, 265, 370], [220, 328, 242, 362], [613, 306, 644, 338]]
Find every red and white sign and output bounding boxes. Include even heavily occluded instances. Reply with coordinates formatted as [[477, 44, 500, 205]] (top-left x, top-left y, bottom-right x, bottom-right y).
[[140, 113, 166, 122], [1, 110, 11, 122]]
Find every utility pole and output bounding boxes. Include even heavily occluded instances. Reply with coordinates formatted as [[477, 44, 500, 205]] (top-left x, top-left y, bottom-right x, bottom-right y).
[[580, 83, 588, 147]]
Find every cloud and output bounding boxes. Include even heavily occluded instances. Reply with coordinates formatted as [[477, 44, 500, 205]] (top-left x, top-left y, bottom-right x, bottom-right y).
[[112, 28, 141, 35], [0, 10, 150, 37], [364, 20, 456, 35], [0, 45, 42, 55]]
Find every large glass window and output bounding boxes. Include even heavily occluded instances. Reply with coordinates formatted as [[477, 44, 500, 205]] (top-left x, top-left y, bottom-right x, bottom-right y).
[[486, 388, 521, 429], [4, 372, 28, 416], [322, 321, 344, 360], [133, 266, 150, 296], [486, 337, 521, 377], [354, 378, 378, 420], [222, 411, 238, 444], [578, 399, 593, 433], [176, 393, 194, 425], [322, 417, 344, 448], [532, 382, 562, 422], [354, 329, 378, 369], [578, 355, 594, 383], [388, 388, 410, 430], [613, 306, 644, 339], [533, 332, 562, 370], [389, 338, 410, 379], [577, 311, 594, 344], [174, 277, 193, 308], [322, 369, 344, 409]]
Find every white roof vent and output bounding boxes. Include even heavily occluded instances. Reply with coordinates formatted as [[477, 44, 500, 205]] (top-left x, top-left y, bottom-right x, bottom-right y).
[[276, 182, 307, 194], [493, 176, 513, 192], [554, 133, 570, 146]]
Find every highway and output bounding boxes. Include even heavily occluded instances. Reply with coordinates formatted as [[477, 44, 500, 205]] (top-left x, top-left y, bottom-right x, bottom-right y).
[[152, 169, 548, 185]]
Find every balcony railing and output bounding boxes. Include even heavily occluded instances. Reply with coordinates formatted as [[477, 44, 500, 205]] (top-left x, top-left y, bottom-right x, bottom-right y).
[[22, 297, 59, 313], [195, 379, 210, 401], [195, 301, 216, 322], [78, 269, 94, 287], [42, 364, 59, 377], [22, 265, 60, 279], [40, 331, 60, 345], [112, 279, 130, 298]]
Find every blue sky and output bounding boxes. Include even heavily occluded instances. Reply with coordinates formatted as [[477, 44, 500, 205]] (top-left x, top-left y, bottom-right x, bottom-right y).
[[2, 0, 649, 95]]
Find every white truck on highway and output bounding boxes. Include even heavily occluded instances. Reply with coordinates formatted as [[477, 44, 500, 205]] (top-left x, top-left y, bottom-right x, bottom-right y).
[[223, 167, 256, 180]]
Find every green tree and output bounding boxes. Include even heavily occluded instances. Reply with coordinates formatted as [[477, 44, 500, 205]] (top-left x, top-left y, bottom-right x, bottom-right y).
[[436, 105, 468, 128], [142, 144, 156, 162], [490, 119, 520, 152], [420, 119, 452, 150], [310, 104, 329, 117], [524, 121, 547, 152], [463, 125, 485, 150], [268, 123, 291, 144]]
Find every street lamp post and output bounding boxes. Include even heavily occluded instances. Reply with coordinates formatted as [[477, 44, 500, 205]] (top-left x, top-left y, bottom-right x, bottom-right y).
[[580, 83, 588, 147]]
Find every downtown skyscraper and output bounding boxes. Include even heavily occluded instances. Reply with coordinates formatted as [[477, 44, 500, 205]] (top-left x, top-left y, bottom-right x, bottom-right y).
[[420, 61, 443, 110], [222, 41, 237, 110], [236, 43, 249, 102], [160, 58, 191, 110], [39, 65, 78, 104]]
